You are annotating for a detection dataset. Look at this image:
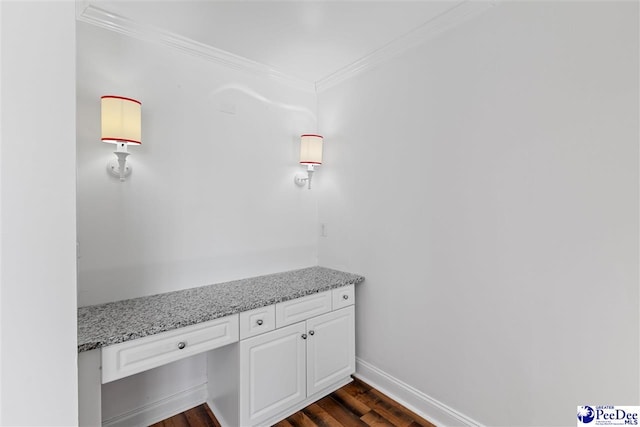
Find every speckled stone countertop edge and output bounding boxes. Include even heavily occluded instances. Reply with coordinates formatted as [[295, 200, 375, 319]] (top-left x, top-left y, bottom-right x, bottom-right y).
[[77, 266, 364, 353]]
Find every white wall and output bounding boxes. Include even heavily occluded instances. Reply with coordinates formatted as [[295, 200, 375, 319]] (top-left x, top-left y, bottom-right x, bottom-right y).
[[76, 22, 319, 422], [0, 2, 4, 421], [318, 2, 639, 426], [0, 1, 78, 425], [76, 24, 319, 307]]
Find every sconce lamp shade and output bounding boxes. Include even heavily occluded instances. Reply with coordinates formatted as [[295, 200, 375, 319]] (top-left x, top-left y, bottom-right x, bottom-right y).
[[300, 134, 323, 165], [101, 95, 142, 145]]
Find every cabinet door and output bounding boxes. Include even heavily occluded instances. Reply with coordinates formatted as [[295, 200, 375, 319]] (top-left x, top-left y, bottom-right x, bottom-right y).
[[306, 306, 355, 396], [240, 322, 306, 426]]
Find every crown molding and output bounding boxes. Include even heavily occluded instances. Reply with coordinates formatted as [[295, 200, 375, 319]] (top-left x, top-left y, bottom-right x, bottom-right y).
[[315, 0, 498, 93], [75, 2, 316, 93], [76, 0, 497, 95]]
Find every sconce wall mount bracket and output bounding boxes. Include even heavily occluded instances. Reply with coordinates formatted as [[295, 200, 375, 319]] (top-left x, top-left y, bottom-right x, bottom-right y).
[[295, 164, 316, 189], [107, 150, 132, 181]]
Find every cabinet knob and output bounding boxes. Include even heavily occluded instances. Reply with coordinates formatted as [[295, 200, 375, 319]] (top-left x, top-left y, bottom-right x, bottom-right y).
[[343, 294, 349, 300], [256, 319, 263, 326], [309, 330, 315, 336], [177, 342, 186, 350], [301, 334, 307, 340]]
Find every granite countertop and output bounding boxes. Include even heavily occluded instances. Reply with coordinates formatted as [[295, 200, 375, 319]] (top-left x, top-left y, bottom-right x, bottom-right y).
[[77, 266, 364, 353]]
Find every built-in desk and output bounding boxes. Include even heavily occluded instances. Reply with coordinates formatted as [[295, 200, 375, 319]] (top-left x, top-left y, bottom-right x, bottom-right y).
[[77, 266, 364, 426]]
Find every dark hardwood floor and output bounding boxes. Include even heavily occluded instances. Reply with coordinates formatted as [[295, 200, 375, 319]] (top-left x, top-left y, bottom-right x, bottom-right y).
[[150, 378, 436, 427]]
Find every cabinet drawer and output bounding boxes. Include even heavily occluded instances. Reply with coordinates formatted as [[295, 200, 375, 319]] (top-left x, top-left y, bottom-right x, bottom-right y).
[[240, 305, 275, 340], [102, 314, 239, 383], [332, 285, 355, 310], [275, 291, 331, 328]]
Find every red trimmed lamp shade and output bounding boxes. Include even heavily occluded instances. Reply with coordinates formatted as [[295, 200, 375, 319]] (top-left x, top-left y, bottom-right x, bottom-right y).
[[299, 134, 323, 165], [101, 96, 142, 145]]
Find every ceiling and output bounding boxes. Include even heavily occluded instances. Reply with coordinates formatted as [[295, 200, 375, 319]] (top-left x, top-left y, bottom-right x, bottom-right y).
[[86, 0, 467, 83]]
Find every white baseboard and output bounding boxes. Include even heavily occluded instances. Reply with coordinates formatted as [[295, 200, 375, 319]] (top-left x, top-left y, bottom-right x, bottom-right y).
[[102, 383, 208, 427], [355, 358, 484, 427]]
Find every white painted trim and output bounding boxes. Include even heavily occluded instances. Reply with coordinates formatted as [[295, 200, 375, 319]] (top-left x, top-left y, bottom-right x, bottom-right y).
[[102, 383, 207, 427], [0, 1, 3, 422], [315, 0, 498, 93], [355, 358, 485, 427], [75, 2, 315, 93], [75, 0, 497, 94]]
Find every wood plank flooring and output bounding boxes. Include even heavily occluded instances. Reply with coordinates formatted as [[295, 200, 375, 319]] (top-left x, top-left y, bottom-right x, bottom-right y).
[[150, 378, 436, 427]]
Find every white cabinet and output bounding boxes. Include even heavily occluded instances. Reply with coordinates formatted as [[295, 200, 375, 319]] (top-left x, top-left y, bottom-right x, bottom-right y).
[[306, 306, 355, 396], [239, 322, 307, 426], [82, 284, 357, 427], [237, 304, 355, 426]]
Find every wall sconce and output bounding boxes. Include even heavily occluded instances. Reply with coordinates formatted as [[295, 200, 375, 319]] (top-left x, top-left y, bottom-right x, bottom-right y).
[[294, 134, 323, 189], [101, 95, 142, 181]]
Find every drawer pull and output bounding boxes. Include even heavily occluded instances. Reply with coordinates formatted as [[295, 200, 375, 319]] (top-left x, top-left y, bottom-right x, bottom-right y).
[[301, 333, 307, 340], [343, 294, 349, 300], [309, 330, 315, 336], [256, 319, 263, 326], [177, 342, 186, 350]]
